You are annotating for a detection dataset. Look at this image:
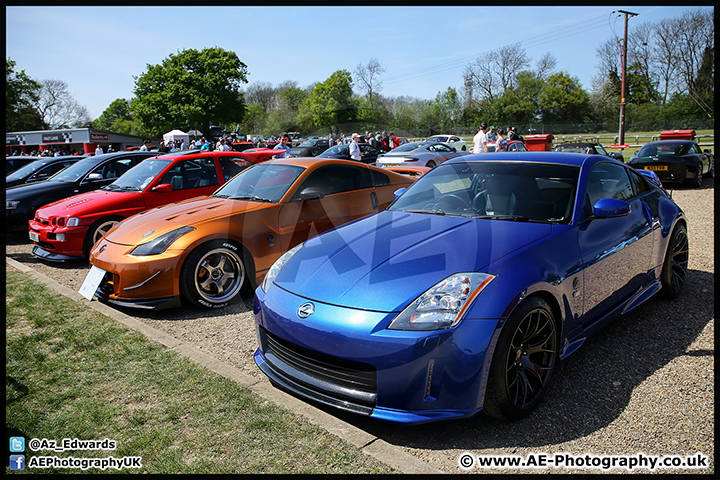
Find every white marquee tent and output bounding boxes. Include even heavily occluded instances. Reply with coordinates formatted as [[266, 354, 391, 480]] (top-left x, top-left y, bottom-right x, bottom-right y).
[[163, 129, 190, 144]]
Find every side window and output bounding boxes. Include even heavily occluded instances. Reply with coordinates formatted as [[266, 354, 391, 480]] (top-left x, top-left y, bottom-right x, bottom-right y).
[[627, 167, 649, 195], [586, 163, 635, 216], [219, 157, 249, 182], [369, 169, 390, 187], [296, 165, 368, 197], [158, 158, 219, 191], [88, 158, 133, 180]]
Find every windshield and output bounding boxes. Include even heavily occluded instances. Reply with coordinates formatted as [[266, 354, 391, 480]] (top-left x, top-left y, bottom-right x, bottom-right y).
[[47, 157, 100, 182], [101, 159, 172, 191], [212, 163, 305, 203], [389, 161, 579, 224], [6, 159, 54, 181], [637, 142, 688, 157], [322, 144, 348, 155]]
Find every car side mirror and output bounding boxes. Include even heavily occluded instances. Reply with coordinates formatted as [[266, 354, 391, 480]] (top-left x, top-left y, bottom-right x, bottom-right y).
[[608, 152, 623, 161], [704, 149, 712, 154], [393, 187, 408, 201], [593, 198, 631, 218], [297, 187, 325, 201], [87, 173, 104, 181], [152, 183, 173, 193]]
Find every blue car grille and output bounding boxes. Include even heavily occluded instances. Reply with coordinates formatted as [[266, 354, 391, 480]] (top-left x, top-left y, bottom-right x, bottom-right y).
[[260, 327, 377, 414]]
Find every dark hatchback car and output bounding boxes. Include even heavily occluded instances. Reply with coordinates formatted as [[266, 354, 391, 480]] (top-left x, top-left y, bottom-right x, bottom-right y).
[[553, 142, 624, 162], [6, 150, 159, 233], [289, 138, 330, 157], [627, 140, 714, 188], [5, 155, 87, 188], [317, 143, 381, 164]]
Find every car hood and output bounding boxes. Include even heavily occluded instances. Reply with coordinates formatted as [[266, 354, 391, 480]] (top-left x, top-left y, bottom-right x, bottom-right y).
[[5, 180, 72, 200], [35, 189, 144, 217], [103, 195, 272, 246], [273, 210, 553, 312]]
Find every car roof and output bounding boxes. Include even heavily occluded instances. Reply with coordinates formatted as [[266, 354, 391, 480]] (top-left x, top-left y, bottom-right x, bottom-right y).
[[644, 140, 694, 145], [445, 151, 620, 168]]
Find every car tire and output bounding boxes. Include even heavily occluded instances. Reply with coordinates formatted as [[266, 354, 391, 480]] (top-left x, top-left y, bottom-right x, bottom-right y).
[[685, 168, 702, 188], [484, 297, 558, 421], [180, 240, 247, 309], [658, 223, 688, 300], [85, 216, 123, 257]]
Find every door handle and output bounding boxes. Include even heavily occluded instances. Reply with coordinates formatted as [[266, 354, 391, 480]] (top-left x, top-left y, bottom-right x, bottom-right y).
[[370, 191, 378, 209]]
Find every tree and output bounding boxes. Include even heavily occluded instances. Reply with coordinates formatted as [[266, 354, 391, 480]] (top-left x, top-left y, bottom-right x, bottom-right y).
[[36, 78, 91, 129], [132, 47, 249, 137], [298, 70, 357, 134], [353, 58, 386, 109], [93, 98, 132, 131], [6, 59, 43, 131], [463, 43, 530, 104], [537, 72, 592, 124]]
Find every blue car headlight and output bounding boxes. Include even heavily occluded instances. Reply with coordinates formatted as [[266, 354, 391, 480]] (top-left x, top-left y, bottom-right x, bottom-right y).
[[388, 273, 496, 331], [261, 242, 304, 292], [129, 226, 196, 256]]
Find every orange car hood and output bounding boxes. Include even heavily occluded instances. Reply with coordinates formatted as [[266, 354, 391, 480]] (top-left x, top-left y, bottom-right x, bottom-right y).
[[103, 195, 271, 246]]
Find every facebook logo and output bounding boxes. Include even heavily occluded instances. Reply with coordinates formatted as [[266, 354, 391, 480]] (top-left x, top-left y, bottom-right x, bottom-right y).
[[10, 436, 25, 452], [10, 454, 25, 470]]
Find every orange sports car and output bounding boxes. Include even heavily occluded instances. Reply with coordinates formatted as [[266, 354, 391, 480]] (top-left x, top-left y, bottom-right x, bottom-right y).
[[85, 158, 415, 310]]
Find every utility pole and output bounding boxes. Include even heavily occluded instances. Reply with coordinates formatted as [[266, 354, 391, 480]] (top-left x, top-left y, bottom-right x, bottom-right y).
[[618, 10, 638, 146]]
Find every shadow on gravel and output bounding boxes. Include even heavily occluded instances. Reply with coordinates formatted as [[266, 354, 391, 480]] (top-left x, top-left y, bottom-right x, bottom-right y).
[[298, 269, 714, 450]]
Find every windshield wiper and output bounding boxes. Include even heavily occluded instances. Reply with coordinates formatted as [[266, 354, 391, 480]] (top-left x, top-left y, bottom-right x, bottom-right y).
[[403, 209, 446, 216], [470, 214, 532, 221], [116, 185, 141, 191], [101, 184, 121, 190], [229, 195, 273, 203], [212, 194, 230, 198]]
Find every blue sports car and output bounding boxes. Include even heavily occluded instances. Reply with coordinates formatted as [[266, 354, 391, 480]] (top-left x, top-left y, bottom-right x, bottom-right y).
[[253, 152, 688, 424]]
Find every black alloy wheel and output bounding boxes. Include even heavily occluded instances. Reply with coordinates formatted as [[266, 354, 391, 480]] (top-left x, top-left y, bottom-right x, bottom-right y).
[[484, 297, 558, 420], [659, 223, 689, 300]]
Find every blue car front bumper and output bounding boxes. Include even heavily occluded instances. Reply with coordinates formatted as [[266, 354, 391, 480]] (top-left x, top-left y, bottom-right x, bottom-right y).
[[253, 284, 501, 424]]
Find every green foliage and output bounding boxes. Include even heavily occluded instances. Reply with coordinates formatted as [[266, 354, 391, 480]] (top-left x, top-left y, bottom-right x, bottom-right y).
[[6, 58, 43, 131], [298, 70, 357, 132], [538, 72, 592, 124], [132, 47, 248, 137]]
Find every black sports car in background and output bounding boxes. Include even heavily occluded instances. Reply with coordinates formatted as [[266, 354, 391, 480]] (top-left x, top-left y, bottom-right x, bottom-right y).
[[317, 143, 381, 164], [289, 138, 330, 157], [627, 140, 714, 187], [6, 150, 158, 233]]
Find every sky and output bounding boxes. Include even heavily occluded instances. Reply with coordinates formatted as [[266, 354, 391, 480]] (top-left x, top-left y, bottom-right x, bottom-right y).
[[5, 5, 715, 121]]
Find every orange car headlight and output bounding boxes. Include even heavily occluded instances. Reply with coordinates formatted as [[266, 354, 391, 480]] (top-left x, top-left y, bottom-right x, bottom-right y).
[[129, 226, 196, 256]]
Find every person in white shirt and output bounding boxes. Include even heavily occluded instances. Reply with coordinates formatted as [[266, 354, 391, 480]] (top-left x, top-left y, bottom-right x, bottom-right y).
[[473, 123, 489, 153], [349, 133, 362, 161], [95, 145, 104, 155]]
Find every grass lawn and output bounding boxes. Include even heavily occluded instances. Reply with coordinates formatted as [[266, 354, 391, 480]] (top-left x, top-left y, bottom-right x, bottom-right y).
[[5, 267, 395, 474]]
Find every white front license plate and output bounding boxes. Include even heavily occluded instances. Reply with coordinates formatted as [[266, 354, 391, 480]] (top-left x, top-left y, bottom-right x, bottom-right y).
[[79, 265, 106, 301], [29, 231, 39, 242]]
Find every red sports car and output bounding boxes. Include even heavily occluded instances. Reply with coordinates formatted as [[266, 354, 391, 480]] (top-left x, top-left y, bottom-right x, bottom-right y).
[[29, 151, 259, 262]]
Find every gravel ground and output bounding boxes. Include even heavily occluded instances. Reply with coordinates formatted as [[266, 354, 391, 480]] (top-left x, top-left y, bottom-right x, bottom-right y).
[[5, 180, 714, 474]]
